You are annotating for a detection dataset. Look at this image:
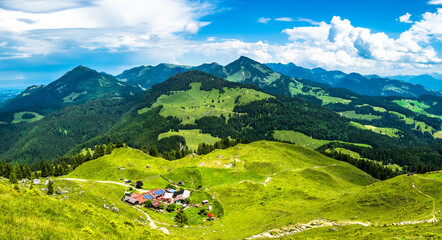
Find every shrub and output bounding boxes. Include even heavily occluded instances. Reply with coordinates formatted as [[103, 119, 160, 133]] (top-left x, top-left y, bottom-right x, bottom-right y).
[[166, 204, 177, 212]]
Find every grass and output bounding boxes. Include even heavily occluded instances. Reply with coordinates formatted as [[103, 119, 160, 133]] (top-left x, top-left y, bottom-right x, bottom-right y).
[[327, 147, 403, 171], [273, 130, 372, 149], [0, 179, 171, 240], [288, 82, 351, 105], [339, 111, 382, 121], [137, 82, 273, 124], [282, 222, 442, 239], [11, 111, 44, 124], [351, 121, 401, 138], [158, 129, 221, 150], [5, 141, 442, 239]]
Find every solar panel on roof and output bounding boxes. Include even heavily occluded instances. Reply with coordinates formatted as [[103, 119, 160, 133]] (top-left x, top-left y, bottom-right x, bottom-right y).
[[154, 189, 165, 195], [144, 194, 154, 200]]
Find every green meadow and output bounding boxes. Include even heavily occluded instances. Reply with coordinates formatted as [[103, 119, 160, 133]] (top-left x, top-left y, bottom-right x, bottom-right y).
[[158, 129, 221, 150], [2, 141, 441, 239], [138, 82, 273, 124]]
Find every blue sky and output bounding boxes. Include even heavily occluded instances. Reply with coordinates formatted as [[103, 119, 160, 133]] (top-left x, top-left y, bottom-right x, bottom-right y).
[[0, 0, 441, 87]]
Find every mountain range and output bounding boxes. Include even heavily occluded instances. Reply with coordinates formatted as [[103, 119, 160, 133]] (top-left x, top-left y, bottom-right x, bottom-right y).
[[389, 74, 442, 92], [267, 62, 441, 97], [1, 56, 442, 174]]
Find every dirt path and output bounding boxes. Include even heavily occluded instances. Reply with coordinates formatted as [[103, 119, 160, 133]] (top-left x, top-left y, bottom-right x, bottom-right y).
[[58, 177, 170, 233], [59, 178, 150, 192], [248, 176, 439, 239], [411, 178, 436, 220], [247, 220, 370, 239]]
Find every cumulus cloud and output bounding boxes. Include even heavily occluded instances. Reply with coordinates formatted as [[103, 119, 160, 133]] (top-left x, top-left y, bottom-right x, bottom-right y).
[[399, 13, 413, 23], [403, 8, 442, 43], [257, 17, 271, 23], [0, 0, 214, 56], [428, 0, 442, 4], [0, 0, 89, 13]]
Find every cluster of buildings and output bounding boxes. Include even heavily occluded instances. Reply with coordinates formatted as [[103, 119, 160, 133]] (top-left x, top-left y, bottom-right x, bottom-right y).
[[124, 188, 191, 207]]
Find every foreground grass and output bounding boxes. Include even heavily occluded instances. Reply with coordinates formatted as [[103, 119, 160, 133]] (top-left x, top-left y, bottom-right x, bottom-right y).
[[19, 141, 442, 239], [0, 179, 170, 240]]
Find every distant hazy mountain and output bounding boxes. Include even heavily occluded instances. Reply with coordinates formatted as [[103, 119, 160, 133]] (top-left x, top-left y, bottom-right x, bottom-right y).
[[0, 88, 24, 103], [0, 66, 141, 114], [117, 63, 192, 90], [388, 74, 442, 92], [266, 62, 440, 97]]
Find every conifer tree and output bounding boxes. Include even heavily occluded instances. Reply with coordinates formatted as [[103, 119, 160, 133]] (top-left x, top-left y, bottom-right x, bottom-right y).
[[142, 145, 149, 154], [106, 142, 115, 154], [9, 170, 17, 184], [115, 140, 124, 148], [40, 163, 48, 177], [149, 146, 160, 157], [173, 208, 189, 227], [47, 180, 54, 195], [0, 162, 4, 177], [85, 151, 93, 161], [24, 165, 32, 179]]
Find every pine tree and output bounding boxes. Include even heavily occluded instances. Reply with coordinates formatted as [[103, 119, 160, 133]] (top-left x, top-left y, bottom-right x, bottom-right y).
[[115, 140, 124, 148], [149, 146, 160, 157], [24, 165, 32, 179], [174, 208, 189, 227], [47, 180, 54, 195], [14, 164, 23, 180], [40, 163, 48, 178], [0, 161, 4, 177], [106, 142, 115, 154], [142, 145, 149, 154], [93, 145, 105, 159], [85, 151, 93, 161], [9, 170, 17, 184]]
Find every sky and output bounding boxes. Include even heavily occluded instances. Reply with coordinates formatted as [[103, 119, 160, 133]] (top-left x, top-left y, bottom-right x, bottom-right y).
[[0, 0, 441, 88]]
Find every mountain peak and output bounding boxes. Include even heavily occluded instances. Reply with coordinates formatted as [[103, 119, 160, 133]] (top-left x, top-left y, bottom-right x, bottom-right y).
[[237, 56, 258, 64]]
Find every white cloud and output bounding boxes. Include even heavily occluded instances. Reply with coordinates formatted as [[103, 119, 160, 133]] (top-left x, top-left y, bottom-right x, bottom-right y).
[[403, 8, 442, 43], [295, 18, 321, 25], [399, 13, 413, 23], [0, 0, 215, 57], [275, 17, 294, 22], [428, 0, 442, 4], [0, 0, 89, 13], [257, 17, 271, 24]]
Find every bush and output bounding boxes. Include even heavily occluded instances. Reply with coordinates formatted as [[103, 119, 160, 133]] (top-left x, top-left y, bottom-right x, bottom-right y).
[[166, 204, 177, 212], [145, 199, 153, 207], [198, 208, 208, 216]]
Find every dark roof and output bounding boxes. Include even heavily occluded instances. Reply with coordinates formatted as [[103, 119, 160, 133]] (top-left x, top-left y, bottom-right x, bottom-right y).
[[173, 190, 184, 197], [124, 196, 139, 205]]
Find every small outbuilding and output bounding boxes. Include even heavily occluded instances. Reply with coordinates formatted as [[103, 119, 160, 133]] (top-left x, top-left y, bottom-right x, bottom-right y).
[[124, 196, 139, 205]]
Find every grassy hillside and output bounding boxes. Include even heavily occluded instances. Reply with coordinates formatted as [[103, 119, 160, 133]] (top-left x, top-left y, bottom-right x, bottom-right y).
[[0, 179, 170, 240], [158, 129, 221, 150], [139, 82, 273, 124], [4, 141, 442, 239], [66, 141, 382, 238], [273, 130, 371, 149]]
